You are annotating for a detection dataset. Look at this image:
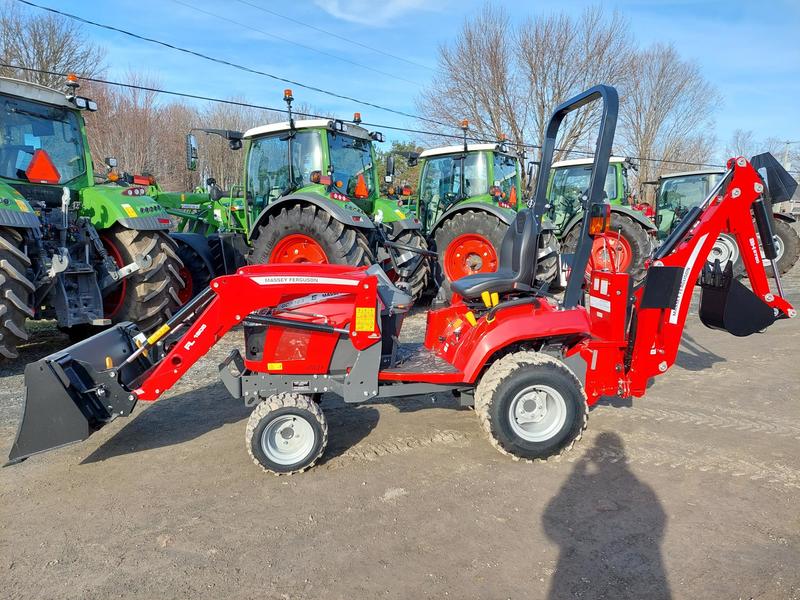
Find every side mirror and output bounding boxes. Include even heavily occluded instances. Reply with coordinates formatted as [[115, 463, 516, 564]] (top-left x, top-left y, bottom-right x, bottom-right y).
[[407, 152, 420, 167], [186, 133, 199, 171], [385, 156, 395, 183], [229, 139, 243, 151], [104, 157, 118, 169]]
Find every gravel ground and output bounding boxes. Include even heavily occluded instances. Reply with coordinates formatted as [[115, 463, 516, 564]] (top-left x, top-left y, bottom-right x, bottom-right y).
[[0, 268, 798, 600]]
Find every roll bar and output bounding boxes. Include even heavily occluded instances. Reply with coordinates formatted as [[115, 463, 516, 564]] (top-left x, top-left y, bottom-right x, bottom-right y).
[[529, 85, 619, 308]]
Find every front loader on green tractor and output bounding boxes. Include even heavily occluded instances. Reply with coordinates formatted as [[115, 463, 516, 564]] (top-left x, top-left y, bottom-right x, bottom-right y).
[[0, 75, 184, 358], [410, 123, 559, 303], [166, 91, 430, 302]]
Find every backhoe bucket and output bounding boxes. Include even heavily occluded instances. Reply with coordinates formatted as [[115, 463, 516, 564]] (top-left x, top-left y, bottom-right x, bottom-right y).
[[699, 262, 776, 337], [7, 323, 150, 463]]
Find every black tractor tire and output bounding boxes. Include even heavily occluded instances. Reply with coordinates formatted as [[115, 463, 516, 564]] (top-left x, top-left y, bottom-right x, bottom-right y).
[[537, 230, 560, 287], [386, 228, 430, 301], [475, 351, 587, 461], [101, 226, 185, 333], [0, 227, 34, 359], [175, 242, 213, 302], [562, 212, 651, 286], [770, 218, 800, 276], [250, 204, 373, 267], [246, 392, 328, 475], [434, 210, 506, 304]]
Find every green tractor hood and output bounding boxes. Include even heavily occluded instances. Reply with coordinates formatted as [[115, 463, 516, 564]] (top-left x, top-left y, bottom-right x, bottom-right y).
[[80, 184, 171, 231]]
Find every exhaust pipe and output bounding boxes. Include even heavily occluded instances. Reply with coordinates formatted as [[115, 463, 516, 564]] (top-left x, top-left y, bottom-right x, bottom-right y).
[[7, 323, 151, 464]]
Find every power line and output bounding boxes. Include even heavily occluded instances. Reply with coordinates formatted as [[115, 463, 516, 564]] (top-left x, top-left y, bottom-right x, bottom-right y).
[[232, 0, 436, 73], [169, 0, 421, 87], [13, 0, 449, 129], [3, 63, 796, 175]]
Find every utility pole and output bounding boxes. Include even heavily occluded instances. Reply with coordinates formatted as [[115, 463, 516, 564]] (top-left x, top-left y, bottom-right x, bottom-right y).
[[782, 140, 799, 170]]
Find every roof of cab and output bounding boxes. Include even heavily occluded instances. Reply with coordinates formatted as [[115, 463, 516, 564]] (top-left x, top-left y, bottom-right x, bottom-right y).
[[419, 143, 518, 159], [0, 76, 77, 110], [243, 119, 371, 140]]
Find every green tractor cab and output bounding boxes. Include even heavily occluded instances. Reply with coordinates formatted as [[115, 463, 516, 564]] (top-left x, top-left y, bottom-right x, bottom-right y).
[[167, 94, 429, 301], [0, 76, 183, 358], [653, 169, 799, 275], [547, 156, 655, 285], [413, 136, 558, 303]]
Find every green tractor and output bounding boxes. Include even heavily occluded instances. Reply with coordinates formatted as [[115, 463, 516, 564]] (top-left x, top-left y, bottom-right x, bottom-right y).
[[0, 76, 184, 358], [651, 168, 799, 275], [547, 156, 656, 285], [168, 92, 429, 301], [410, 128, 558, 303]]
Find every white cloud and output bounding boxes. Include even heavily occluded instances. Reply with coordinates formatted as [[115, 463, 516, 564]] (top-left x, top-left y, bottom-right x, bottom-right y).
[[313, 0, 441, 27]]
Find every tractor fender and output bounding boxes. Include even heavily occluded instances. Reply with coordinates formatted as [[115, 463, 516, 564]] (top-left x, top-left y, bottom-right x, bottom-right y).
[[0, 206, 41, 230], [430, 202, 515, 237], [562, 204, 656, 238], [169, 232, 217, 277], [773, 212, 797, 224], [249, 193, 375, 240]]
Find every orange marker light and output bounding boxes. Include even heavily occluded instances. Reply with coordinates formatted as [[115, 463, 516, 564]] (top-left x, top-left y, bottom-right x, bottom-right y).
[[460, 119, 469, 129], [66, 73, 78, 83], [353, 112, 362, 123], [283, 89, 293, 100]]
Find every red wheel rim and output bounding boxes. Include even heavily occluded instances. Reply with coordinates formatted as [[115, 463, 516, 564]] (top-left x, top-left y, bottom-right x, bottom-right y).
[[443, 233, 498, 281], [101, 235, 127, 319], [588, 232, 633, 274], [177, 266, 193, 304], [269, 234, 329, 264]]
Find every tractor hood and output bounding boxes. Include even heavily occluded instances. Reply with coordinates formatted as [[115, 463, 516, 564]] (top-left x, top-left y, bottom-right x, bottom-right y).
[[0, 179, 40, 229], [80, 184, 172, 230]]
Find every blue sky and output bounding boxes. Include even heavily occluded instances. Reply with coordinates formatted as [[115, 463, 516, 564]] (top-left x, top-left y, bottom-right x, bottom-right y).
[[44, 0, 800, 159]]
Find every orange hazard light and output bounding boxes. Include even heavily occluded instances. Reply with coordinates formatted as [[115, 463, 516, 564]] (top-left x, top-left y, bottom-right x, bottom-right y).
[[25, 149, 61, 184]]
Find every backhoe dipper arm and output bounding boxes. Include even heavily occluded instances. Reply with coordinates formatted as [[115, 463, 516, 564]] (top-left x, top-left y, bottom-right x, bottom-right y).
[[132, 265, 378, 401], [623, 157, 794, 396]]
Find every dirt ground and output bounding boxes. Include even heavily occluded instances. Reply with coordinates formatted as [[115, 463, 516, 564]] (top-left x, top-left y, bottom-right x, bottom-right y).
[[1, 269, 799, 600]]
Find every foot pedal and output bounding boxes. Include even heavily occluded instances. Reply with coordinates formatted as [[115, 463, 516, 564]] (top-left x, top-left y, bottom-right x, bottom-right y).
[[699, 261, 776, 336]]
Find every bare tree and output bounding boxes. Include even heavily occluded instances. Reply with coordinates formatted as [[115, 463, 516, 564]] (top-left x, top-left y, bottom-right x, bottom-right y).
[[0, 0, 105, 86], [417, 5, 633, 160], [618, 43, 719, 187]]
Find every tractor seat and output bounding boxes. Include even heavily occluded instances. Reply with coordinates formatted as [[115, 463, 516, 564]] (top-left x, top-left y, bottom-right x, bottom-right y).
[[451, 210, 540, 300]]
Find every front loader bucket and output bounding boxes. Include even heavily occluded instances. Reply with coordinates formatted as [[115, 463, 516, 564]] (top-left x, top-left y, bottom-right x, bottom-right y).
[[7, 323, 151, 463], [699, 262, 776, 337]]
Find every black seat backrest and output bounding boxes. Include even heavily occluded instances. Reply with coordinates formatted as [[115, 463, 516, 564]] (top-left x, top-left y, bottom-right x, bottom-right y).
[[499, 209, 539, 286]]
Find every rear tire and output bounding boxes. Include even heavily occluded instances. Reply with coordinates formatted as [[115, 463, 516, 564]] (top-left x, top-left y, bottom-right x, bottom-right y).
[[562, 213, 651, 286], [246, 393, 328, 474], [101, 227, 185, 332], [475, 351, 587, 461], [537, 230, 560, 287], [386, 228, 430, 301], [434, 210, 506, 304], [770, 218, 800, 276], [175, 242, 213, 302], [250, 204, 373, 267], [0, 227, 33, 359]]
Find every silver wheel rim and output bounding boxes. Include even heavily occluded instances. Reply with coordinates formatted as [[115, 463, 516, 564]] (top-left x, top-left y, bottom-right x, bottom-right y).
[[709, 233, 739, 268], [508, 384, 568, 442], [764, 234, 784, 265], [261, 414, 316, 466]]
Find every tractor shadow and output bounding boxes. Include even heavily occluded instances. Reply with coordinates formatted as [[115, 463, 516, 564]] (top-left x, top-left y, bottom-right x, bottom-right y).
[[543, 432, 672, 600], [82, 386, 380, 465], [0, 325, 70, 378], [674, 332, 725, 371], [82, 382, 250, 464]]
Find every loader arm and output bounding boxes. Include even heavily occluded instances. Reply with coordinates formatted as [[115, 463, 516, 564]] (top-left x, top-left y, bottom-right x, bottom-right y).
[[133, 264, 379, 401], [582, 157, 795, 400]]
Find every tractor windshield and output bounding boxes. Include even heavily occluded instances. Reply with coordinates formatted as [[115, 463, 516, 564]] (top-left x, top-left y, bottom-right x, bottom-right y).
[[419, 152, 489, 206], [655, 173, 722, 237], [549, 164, 616, 215], [327, 133, 375, 197], [493, 153, 518, 197], [247, 130, 323, 205], [0, 95, 86, 184]]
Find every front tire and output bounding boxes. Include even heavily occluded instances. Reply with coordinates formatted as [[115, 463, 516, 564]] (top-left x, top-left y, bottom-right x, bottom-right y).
[[246, 393, 328, 474], [475, 351, 587, 461], [250, 204, 373, 267], [385, 228, 430, 301], [101, 227, 185, 332], [0, 227, 34, 359]]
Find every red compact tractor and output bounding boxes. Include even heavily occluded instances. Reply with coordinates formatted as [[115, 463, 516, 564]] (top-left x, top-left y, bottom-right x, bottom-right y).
[[8, 86, 796, 474]]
